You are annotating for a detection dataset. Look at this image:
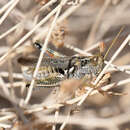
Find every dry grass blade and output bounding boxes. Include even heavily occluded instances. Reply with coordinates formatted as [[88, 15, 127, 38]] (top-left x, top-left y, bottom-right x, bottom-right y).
[[60, 110, 70, 130], [35, 111, 130, 129], [38, 0, 57, 12], [52, 110, 59, 130], [24, 0, 68, 104], [0, 23, 19, 40], [85, 0, 111, 48], [94, 34, 130, 85], [66, 78, 130, 105], [0, 5, 60, 66], [76, 34, 130, 105], [0, 0, 130, 130], [0, 123, 12, 128], [0, 0, 14, 15], [0, 76, 10, 96], [0, 0, 20, 25]]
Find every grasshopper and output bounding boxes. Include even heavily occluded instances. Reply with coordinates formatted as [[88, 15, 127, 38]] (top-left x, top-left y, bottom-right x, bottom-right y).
[[18, 41, 104, 88]]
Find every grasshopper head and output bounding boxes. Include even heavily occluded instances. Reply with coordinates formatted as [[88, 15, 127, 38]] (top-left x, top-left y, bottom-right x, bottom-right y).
[[68, 55, 104, 79]]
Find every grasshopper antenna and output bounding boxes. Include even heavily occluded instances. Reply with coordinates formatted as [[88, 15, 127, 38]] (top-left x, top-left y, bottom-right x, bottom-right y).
[[103, 26, 125, 60]]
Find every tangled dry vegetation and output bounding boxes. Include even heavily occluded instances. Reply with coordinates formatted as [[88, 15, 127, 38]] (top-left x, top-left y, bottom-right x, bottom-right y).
[[0, 0, 130, 130]]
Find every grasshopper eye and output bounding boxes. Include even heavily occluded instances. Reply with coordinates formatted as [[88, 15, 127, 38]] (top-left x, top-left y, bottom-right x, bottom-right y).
[[81, 58, 90, 66], [81, 60, 86, 66]]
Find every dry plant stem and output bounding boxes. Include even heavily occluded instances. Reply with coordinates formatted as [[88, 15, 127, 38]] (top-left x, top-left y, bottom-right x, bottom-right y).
[[92, 77, 130, 94], [96, 0, 130, 41], [0, 0, 14, 15], [0, 114, 16, 122], [106, 65, 130, 74], [0, 0, 20, 25], [0, 72, 23, 79], [25, 107, 45, 114], [23, 88, 115, 114], [10, 7, 25, 20], [7, 39, 15, 97], [39, 0, 57, 12], [18, 78, 130, 115], [0, 123, 11, 128], [33, 0, 87, 42], [0, 5, 60, 66], [104, 61, 130, 75], [85, 0, 111, 48], [0, 89, 28, 124], [0, 96, 29, 124], [0, 97, 27, 124], [25, 104, 63, 114], [52, 110, 59, 130], [34, 15, 39, 25], [60, 111, 70, 130], [85, 35, 123, 52], [77, 34, 130, 105], [122, 70, 130, 74], [94, 34, 130, 85], [0, 76, 10, 96], [24, 0, 67, 104], [7, 82, 25, 93], [77, 87, 93, 106], [35, 111, 130, 129], [6, 82, 25, 88], [0, 111, 14, 115], [0, 47, 9, 55], [85, 78, 130, 95], [7, 57, 15, 98], [66, 78, 130, 105], [64, 44, 92, 56], [58, 0, 87, 23], [0, 2, 25, 24], [0, 23, 19, 40], [0, 0, 9, 4], [85, 41, 101, 52], [118, 65, 130, 70]]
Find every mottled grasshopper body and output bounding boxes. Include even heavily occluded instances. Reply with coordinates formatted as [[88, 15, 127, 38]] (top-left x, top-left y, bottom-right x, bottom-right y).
[[18, 42, 104, 87]]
